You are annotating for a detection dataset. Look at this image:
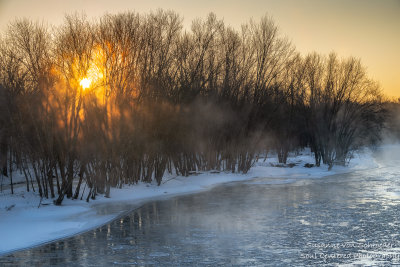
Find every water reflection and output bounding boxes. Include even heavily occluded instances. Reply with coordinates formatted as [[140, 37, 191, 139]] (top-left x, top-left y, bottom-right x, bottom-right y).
[[1, 164, 400, 266]]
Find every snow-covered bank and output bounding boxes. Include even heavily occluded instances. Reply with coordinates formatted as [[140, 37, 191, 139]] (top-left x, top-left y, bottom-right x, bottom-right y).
[[0, 148, 378, 256]]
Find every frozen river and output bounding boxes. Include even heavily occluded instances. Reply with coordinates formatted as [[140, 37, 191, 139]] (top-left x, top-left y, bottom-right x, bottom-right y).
[[1, 148, 400, 266]]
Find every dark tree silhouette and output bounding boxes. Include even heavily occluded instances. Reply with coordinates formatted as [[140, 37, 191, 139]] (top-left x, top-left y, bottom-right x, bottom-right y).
[[0, 11, 385, 203]]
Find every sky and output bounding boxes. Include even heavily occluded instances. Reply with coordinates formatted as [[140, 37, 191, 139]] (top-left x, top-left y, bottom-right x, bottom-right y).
[[0, 0, 399, 98]]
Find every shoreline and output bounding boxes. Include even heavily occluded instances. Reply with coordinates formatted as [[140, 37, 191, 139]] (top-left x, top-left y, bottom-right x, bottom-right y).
[[0, 149, 378, 256]]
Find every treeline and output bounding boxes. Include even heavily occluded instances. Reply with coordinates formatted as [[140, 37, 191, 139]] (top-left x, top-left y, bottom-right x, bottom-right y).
[[0, 11, 384, 203], [383, 100, 400, 140]]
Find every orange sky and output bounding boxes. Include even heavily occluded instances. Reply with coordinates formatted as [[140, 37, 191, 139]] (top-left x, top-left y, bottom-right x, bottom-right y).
[[0, 0, 399, 98]]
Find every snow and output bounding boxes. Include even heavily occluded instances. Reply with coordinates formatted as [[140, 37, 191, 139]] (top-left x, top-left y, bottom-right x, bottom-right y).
[[0, 148, 378, 256]]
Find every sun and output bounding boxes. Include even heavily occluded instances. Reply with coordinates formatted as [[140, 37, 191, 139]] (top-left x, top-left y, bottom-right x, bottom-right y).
[[80, 78, 92, 90]]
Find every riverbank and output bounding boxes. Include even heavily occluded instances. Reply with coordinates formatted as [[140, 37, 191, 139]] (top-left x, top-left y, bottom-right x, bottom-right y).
[[0, 148, 377, 255]]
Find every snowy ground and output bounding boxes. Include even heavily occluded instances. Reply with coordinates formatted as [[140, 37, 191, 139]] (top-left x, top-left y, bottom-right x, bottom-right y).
[[0, 148, 379, 256]]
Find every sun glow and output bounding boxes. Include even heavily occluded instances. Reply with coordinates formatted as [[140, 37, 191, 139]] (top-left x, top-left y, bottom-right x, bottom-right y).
[[80, 78, 92, 89], [77, 46, 105, 93]]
